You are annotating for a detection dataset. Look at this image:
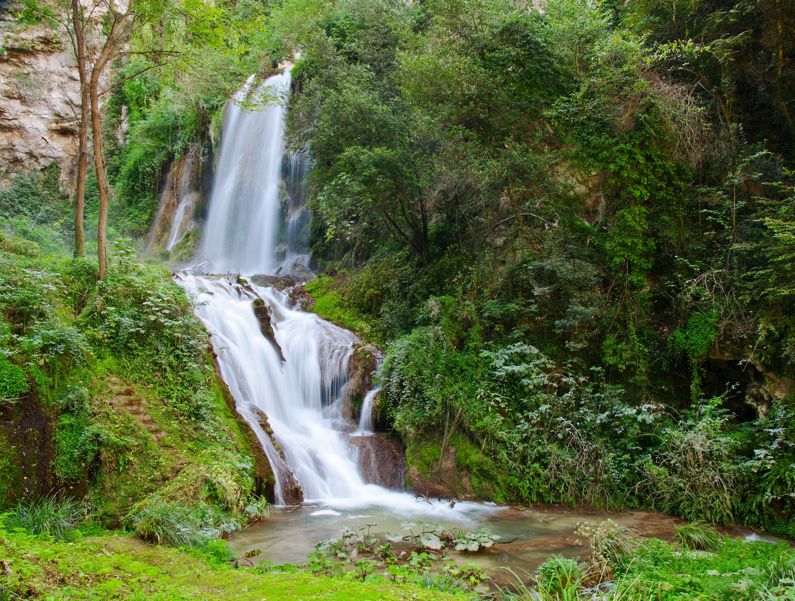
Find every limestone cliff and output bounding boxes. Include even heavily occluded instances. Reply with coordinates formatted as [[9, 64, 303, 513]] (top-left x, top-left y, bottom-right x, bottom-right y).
[[0, 10, 81, 185]]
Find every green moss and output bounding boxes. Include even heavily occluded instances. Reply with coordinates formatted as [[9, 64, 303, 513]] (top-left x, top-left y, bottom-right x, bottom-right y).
[[405, 435, 510, 502], [303, 275, 377, 342], [0, 529, 467, 600], [0, 435, 20, 506], [449, 434, 510, 503], [0, 357, 28, 400]]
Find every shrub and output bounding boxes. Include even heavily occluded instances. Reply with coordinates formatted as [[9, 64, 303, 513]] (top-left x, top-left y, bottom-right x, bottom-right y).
[[0, 357, 28, 402], [675, 521, 720, 551], [54, 413, 104, 482], [534, 555, 585, 599], [126, 500, 242, 547], [3, 495, 86, 539], [575, 519, 634, 578]]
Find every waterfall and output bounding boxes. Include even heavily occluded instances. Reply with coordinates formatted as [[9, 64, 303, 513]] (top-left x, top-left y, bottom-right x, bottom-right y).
[[146, 145, 201, 254], [356, 387, 380, 435], [198, 73, 289, 274], [179, 69, 495, 518]]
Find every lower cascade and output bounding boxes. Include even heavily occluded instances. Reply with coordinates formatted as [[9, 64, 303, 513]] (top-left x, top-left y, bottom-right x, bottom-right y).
[[176, 69, 491, 519]]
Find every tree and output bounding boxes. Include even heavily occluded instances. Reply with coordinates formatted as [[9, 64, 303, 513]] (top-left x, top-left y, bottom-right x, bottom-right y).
[[67, 0, 89, 257], [90, 1, 138, 279]]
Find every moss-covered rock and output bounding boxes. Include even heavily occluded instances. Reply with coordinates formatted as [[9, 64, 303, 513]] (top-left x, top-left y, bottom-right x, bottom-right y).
[[405, 434, 510, 503]]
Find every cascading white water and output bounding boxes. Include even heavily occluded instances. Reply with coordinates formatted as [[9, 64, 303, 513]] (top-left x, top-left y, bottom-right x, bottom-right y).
[[180, 69, 497, 519], [278, 151, 312, 275], [197, 73, 290, 274], [356, 387, 380, 435]]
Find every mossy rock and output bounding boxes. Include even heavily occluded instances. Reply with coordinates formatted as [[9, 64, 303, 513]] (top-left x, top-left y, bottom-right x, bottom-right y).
[[405, 433, 510, 502]]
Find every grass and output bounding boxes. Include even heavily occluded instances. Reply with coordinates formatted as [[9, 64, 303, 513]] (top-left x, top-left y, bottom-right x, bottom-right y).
[[0, 528, 468, 600], [613, 536, 795, 600], [498, 530, 795, 600], [2, 495, 86, 540], [674, 521, 720, 551]]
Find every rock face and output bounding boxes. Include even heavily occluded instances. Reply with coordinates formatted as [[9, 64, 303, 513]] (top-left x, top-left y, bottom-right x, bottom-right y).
[[146, 146, 204, 253], [406, 444, 477, 501], [251, 297, 286, 363], [348, 434, 405, 489], [209, 345, 278, 502], [345, 344, 380, 420], [252, 408, 303, 505], [0, 13, 82, 185]]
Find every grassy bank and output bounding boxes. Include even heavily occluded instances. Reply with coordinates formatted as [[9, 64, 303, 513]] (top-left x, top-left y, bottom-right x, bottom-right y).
[[0, 229, 271, 537], [0, 527, 467, 600]]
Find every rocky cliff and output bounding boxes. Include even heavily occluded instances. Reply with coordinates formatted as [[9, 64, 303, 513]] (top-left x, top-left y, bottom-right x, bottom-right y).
[[0, 9, 81, 186]]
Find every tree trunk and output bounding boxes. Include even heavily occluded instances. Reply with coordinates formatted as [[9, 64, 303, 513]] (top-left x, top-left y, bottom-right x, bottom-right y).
[[90, 64, 109, 279], [87, 6, 131, 279], [72, 0, 88, 257]]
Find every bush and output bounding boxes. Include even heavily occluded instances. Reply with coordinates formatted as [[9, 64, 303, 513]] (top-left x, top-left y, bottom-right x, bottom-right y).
[[534, 555, 585, 599], [0, 357, 28, 401], [3, 496, 86, 539], [126, 500, 242, 547], [675, 521, 720, 551]]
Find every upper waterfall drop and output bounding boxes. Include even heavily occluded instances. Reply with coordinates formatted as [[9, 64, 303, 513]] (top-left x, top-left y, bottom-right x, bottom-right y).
[[198, 72, 291, 275]]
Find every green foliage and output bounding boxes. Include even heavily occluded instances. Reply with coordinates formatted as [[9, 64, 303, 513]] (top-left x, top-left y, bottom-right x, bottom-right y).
[[306, 525, 489, 594], [54, 413, 104, 482], [3, 495, 86, 540], [126, 499, 238, 547], [674, 522, 720, 551], [285, 0, 795, 535], [639, 402, 739, 523], [613, 537, 795, 600], [0, 528, 464, 600], [670, 311, 719, 362], [534, 556, 586, 600], [303, 275, 376, 341], [0, 165, 72, 253], [0, 357, 28, 401]]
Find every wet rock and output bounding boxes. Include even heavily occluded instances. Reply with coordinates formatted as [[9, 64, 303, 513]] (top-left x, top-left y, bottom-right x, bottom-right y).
[[345, 344, 380, 420], [253, 407, 303, 505], [252, 297, 286, 363], [250, 274, 300, 290], [288, 284, 315, 310], [349, 434, 405, 489], [208, 343, 277, 502], [146, 147, 202, 254]]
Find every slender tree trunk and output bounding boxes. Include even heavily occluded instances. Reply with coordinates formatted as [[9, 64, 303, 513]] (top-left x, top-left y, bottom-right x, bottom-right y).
[[90, 63, 110, 279], [70, 0, 89, 257], [74, 96, 89, 256], [87, 5, 132, 279]]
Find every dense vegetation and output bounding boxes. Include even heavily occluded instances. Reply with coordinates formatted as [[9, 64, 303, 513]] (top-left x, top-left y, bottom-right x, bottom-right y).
[[0, 215, 269, 538], [2, 0, 794, 598], [270, 0, 795, 534]]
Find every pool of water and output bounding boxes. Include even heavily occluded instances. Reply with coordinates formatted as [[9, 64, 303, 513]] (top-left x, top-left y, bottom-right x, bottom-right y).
[[228, 501, 684, 582]]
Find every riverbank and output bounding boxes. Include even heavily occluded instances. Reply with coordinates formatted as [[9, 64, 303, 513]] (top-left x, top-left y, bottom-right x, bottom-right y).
[[3, 515, 793, 600]]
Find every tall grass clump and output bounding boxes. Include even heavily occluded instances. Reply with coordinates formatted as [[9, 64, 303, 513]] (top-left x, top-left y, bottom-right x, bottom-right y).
[[674, 521, 720, 551], [127, 499, 242, 547], [3, 495, 86, 539], [535, 556, 586, 600]]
